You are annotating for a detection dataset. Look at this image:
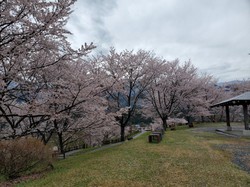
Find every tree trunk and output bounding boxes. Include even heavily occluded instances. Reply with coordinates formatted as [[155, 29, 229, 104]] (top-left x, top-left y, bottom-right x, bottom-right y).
[[186, 116, 193, 128], [162, 117, 168, 131], [58, 132, 65, 159], [219, 108, 224, 122], [120, 125, 125, 142], [39, 130, 53, 145], [201, 116, 204, 123]]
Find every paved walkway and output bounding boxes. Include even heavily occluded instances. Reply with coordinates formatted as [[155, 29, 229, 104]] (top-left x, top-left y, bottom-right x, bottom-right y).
[[191, 126, 249, 138], [132, 130, 146, 139], [215, 129, 242, 137], [59, 130, 147, 158], [89, 130, 147, 153]]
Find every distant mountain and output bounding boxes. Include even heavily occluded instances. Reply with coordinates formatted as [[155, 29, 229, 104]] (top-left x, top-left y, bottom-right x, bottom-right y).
[[214, 80, 245, 92], [216, 80, 244, 87]]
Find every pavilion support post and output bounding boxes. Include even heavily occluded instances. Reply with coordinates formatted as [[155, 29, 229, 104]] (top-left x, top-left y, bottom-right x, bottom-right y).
[[243, 104, 249, 130], [225, 105, 232, 131]]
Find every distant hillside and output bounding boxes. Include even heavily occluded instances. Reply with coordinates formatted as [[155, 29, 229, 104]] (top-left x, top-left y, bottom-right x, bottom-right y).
[[216, 80, 244, 87], [215, 79, 250, 93]]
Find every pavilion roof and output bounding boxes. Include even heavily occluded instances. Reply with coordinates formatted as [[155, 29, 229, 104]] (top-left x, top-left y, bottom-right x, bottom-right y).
[[211, 91, 250, 107]]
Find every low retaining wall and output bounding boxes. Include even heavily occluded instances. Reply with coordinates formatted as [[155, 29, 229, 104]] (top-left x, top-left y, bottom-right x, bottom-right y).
[[243, 130, 250, 136]]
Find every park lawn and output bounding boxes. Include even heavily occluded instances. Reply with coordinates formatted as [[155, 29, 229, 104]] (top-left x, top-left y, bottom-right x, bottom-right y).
[[17, 124, 250, 187]]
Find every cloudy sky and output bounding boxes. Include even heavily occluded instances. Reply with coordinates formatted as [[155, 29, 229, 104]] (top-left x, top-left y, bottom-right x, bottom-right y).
[[66, 0, 250, 82]]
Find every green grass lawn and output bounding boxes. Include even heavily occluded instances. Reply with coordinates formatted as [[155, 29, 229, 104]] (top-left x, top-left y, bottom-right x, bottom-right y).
[[13, 123, 250, 186]]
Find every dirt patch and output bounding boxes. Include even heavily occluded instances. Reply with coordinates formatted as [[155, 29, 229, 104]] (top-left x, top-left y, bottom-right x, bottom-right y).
[[216, 144, 250, 174], [193, 126, 250, 174], [0, 165, 54, 187], [0, 172, 44, 187]]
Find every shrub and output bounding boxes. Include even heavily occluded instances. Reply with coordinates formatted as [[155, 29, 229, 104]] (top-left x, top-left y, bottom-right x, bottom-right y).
[[0, 137, 53, 179]]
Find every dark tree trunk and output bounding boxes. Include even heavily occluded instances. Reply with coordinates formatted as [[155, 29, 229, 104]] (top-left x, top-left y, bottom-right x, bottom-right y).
[[162, 117, 168, 131], [58, 132, 65, 159], [120, 125, 125, 142], [39, 130, 53, 145], [201, 116, 204, 123], [219, 108, 224, 122], [186, 116, 193, 128]]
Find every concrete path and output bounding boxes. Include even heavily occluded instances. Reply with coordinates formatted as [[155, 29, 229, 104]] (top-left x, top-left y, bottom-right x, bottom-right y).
[[215, 129, 241, 137], [89, 142, 123, 153], [191, 126, 246, 138], [133, 130, 146, 139], [90, 130, 147, 153], [59, 130, 147, 158]]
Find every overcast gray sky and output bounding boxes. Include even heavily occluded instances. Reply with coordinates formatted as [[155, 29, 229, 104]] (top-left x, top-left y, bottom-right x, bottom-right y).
[[66, 0, 250, 82]]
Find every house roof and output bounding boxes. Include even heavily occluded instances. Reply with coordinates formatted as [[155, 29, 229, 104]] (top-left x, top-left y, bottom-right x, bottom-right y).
[[211, 91, 250, 107]]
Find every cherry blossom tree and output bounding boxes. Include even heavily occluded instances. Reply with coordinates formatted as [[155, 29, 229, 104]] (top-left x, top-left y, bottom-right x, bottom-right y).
[[0, 0, 95, 139], [177, 74, 216, 126], [146, 60, 215, 130], [98, 48, 161, 141], [30, 57, 108, 157]]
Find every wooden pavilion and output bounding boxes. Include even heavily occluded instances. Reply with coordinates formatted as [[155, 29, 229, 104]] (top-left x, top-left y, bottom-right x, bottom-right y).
[[211, 92, 250, 131]]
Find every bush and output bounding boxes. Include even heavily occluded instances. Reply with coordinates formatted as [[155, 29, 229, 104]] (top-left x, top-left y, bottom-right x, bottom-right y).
[[0, 137, 53, 179]]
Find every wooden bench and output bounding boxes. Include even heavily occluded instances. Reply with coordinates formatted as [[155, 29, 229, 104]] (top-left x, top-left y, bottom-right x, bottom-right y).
[[148, 133, 161, 143]]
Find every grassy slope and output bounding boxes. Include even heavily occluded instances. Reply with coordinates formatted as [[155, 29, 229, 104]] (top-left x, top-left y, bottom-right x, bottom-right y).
[[18, 123, 250, 187]]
